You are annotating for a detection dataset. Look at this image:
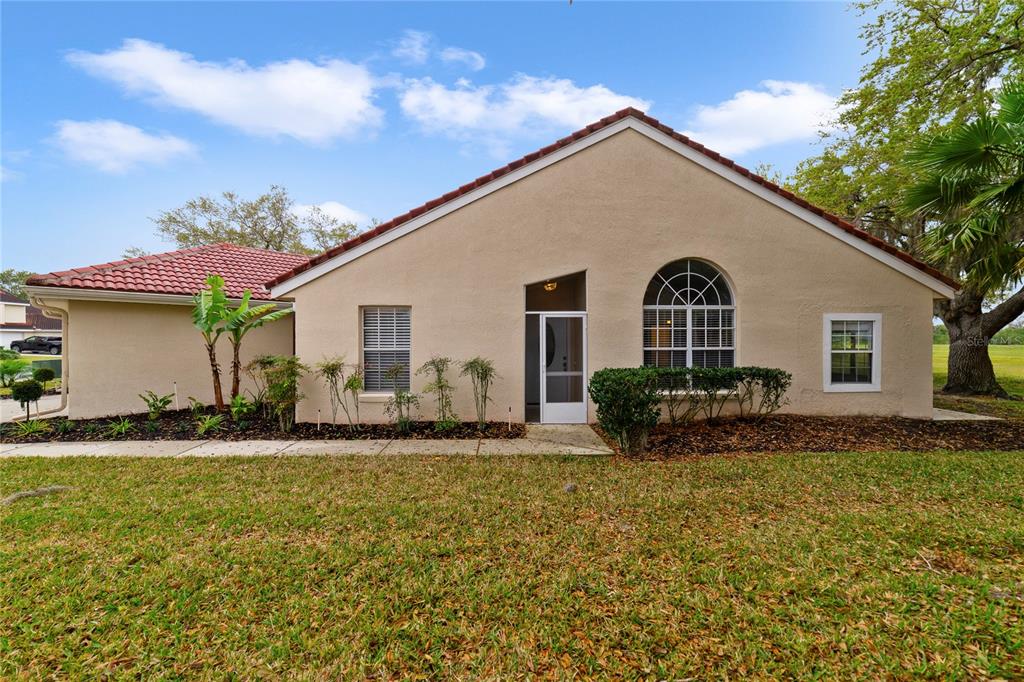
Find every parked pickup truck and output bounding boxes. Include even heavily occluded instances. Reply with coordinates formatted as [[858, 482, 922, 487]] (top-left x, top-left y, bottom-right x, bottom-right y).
[[10, 335, 62, 355]]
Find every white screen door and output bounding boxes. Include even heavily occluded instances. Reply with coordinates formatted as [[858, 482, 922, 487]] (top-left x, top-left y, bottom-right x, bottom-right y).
[[540, 313, 587, 423]]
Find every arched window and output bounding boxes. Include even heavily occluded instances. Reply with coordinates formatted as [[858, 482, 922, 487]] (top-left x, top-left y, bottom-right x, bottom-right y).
[[643, 259, 735, 368]]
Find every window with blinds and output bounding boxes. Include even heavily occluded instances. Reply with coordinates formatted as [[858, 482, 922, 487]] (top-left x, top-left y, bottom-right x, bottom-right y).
[[642, 259, 736, 369], [362, 307, 411, 392]]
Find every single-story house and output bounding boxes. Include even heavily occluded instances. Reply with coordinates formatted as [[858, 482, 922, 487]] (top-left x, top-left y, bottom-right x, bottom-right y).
[[26, 108, 957, 423], [1, 290, 63, 348]]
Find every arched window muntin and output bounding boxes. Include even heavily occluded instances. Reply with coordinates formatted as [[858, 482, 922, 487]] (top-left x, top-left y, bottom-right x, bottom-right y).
[[643, 259, 736, 369]]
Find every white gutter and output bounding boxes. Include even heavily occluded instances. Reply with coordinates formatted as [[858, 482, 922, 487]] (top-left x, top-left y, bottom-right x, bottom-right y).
[[23, 285, 291, 309]]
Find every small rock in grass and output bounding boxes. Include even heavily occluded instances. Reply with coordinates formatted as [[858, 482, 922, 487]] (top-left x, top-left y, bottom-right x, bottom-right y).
[[563, 482, 577, 493]]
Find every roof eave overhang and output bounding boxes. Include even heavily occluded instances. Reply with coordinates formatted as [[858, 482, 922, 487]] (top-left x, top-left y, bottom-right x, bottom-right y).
[[25, 285, 292, 309]]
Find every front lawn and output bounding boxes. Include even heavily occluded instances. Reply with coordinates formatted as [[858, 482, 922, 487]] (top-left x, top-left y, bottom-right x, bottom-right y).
[[3, 453, 1022, 678], [933, 344, 1024, 419]]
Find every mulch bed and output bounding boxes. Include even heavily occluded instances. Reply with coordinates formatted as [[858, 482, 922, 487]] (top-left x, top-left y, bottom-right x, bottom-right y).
[[605, 415, 1024, 459], [4, 409, 525, 443]]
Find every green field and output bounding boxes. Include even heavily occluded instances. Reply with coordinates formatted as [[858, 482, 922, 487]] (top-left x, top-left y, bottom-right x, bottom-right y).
[[933, 344, 1024, 419], [2, 453, 1023, 679]]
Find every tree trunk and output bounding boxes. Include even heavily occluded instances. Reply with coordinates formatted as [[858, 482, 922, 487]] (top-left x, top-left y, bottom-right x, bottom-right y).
[[937, 284, 1024, 398], [230, 339, 241, 401], [206, 342, 225, 411]]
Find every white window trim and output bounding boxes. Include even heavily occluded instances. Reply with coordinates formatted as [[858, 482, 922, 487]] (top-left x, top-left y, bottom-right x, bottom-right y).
[[823, 313, 882, 393], [361, 306, 412, 394]]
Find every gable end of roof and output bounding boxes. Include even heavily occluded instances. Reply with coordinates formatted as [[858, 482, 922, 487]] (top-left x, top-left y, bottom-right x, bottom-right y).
[[265, 109, 958, 296]]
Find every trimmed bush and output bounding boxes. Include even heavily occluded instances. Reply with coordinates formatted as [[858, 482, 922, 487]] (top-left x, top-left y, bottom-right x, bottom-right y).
[[588, 367, 662, 455], [589, 366, 794, 455], [32, 367, 56, 383], [11, 379, 44, 420]]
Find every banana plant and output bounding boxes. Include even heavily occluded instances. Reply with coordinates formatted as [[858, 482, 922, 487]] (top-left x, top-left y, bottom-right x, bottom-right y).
[[222, 291, 293, 400], [192, 274, 230, 411]]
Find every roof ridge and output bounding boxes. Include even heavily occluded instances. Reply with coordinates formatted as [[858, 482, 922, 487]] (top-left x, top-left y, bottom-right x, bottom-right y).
[[264, 108, 957, 291]]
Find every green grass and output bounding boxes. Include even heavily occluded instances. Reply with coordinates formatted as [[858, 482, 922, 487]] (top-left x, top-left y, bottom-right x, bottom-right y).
[[2, 453, 1023, 678], [933, 344, 1024, 419]]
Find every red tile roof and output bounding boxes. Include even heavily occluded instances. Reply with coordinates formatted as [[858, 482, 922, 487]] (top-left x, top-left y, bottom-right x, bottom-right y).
[[1, 290, 28, 304], [27, 243, 308, 300], [266, 107, 958, 291]]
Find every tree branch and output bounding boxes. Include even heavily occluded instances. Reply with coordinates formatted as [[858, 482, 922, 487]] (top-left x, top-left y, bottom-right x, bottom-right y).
[[982, 284, 1024, 337]]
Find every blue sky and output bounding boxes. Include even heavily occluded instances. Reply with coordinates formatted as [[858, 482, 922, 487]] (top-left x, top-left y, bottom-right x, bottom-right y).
[[2, 1, 866, 274]]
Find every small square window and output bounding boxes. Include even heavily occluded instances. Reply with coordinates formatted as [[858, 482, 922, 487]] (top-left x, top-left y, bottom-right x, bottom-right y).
[[823, 314, 881, 392]]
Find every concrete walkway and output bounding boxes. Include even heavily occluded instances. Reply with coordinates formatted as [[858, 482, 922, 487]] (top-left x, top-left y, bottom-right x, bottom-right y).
[[0, 424, 613, 458], [932, 407, 1001, 421]]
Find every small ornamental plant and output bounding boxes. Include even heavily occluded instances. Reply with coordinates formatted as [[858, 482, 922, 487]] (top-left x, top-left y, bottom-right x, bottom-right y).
[[417, 356, 457, 431], [460, 357, 497, 429], [384, 363, 419, 434], [32, 367, 56, 383], [11, 379, 44, 420]]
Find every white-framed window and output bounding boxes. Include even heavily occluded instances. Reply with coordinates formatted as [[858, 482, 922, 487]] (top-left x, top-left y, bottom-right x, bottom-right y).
[[823, 313, 881, 392], [643, 259, 735, 368], [362, 306, 411, 392]]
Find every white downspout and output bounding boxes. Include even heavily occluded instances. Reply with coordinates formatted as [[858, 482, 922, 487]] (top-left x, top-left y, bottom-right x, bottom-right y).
[[20, 296, 69, 420]]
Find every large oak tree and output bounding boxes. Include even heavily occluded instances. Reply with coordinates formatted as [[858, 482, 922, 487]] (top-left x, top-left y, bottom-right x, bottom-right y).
[[790, 0, 1023, 396]]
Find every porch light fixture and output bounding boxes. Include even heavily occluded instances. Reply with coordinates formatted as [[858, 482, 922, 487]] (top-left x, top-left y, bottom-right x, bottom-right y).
[[544, 281, 557, 292]]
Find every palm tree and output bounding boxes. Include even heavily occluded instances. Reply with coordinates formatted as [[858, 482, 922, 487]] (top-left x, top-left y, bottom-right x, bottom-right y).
[[192, 275, 230, 411], [223, 293, 293, 400], [905, 81, 1024, 397]]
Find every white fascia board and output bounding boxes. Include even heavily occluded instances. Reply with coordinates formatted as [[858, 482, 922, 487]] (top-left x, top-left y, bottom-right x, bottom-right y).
[[24, 285, 292, 309], [270, 117, 956, 299]]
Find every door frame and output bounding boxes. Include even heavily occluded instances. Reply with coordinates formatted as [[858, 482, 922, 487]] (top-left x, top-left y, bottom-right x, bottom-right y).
[[535, 311, 588, 424]]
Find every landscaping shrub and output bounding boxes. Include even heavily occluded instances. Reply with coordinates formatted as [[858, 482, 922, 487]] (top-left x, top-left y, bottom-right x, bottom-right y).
[[384, 364, 419, 434], [735, 367, 793, 418], [10, 379, 44, 420], [461, 357, 497, 428], [315, 357, 362, 427], [589, 366, 794, 454], [32, 367, 56, 383], [7, 419, 50, 437], [229, 394, 256, 423], [196, 413, 226, 436], [263, 355, 308, 432], [417, 357, 457, 431], [138, 390, 173, 421], [106, 417, 136, 438], [659, 367, 700, 425], [343, 366, 364, 427], [588, 367, 662, 455]]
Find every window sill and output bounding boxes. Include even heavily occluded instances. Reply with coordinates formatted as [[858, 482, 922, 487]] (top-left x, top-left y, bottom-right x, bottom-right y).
[[823, 384, 881, 393], [358, 393, 391, 403]]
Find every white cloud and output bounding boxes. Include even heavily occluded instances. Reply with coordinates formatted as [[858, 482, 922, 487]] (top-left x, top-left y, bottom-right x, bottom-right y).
[[400, 74, 650, 155], [392, 30, 431, 64], [1, 166, 21, 182], [67, 39, 382, 144], [53, 119, 196, 173], [682, 80, 837, 156], [392, 30, 485, 71], [293, 201, 369, 226], [439, 46, 485, 72]]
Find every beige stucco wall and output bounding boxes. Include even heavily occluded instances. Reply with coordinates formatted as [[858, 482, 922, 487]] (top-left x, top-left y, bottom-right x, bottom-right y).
[[62, 299, 293, 419], [287, 128, 938, 423]]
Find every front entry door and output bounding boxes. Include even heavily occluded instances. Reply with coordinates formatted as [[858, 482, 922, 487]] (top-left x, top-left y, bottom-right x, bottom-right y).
[[540, 313, 587, 423]]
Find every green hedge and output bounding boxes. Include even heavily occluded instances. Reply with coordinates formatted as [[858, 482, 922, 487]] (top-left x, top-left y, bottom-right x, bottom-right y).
[[589, 366, 793, 455]]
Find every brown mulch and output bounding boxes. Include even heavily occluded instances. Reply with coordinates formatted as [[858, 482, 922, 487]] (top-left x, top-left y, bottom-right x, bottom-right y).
[[605, 415, 1024, 459], [4, 409, 525, 443]]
